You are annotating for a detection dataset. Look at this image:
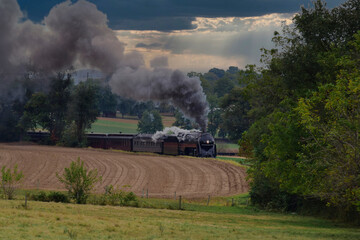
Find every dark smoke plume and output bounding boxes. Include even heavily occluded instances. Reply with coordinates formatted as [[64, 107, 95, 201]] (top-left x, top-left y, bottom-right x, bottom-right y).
[[0, 0, 209, 129]]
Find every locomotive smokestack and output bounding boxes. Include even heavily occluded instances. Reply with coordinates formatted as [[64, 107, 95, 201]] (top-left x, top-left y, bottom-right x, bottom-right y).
[[0, 0, 209, 130]]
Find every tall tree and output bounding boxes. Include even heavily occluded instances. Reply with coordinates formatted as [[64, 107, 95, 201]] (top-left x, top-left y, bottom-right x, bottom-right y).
[[242, 0, 360, 215], [220, 87, 250, 140], [98, 85, 117, 118], [173, 110, 193, 130], [67, 79, 100, 143], [137, 110, 163, 134], [296, 33, 360, 210], [21, 72, 73, 142], [117, 97, 135, 118]]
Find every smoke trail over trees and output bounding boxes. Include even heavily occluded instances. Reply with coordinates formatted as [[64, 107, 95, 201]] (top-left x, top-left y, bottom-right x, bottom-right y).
[[0, 0, 209, 129]]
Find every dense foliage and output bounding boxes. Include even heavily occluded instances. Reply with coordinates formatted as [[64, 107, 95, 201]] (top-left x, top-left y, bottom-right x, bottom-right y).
[[137, 110, 164, 134], [239, 0, 360, 220]]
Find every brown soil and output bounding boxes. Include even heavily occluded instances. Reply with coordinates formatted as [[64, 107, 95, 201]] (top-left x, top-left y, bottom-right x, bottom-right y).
[[98, 116, 175, 127], [0, 143, 248, 198]]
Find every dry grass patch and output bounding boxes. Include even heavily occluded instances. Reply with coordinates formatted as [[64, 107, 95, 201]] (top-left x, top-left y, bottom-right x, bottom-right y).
[[0, 199, 359, 240]]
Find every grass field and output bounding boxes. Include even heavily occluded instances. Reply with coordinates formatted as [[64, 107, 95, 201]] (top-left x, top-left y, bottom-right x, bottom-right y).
[[217, 143, 239, 154], [87, 115, 176, 134], [217, 156, 249, 165], [1, 193, 359, 240], [88, 118, 138, 134]]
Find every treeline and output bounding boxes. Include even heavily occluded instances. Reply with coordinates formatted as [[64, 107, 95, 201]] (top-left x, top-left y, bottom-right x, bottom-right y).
[[186, 66, 250, 139], [231, 0, 360, 221], [13, 73, 101, 146], [0, 71, 178, 142]]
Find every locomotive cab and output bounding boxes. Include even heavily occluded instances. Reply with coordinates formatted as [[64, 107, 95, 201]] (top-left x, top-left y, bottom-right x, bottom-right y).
[[198, 133, 217, 158]]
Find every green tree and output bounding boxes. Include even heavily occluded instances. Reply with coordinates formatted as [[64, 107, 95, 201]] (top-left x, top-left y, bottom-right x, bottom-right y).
[[56, 158, 101, 204], [296, 33, 360, 210], [67, 79, 100, 144], [0, 103, 23, 141], [214, 77, 235, 98], [172, 110, 193, 130], [242, 0, 360, 214], [21, 92, 50, 130], [98, 85, 117, 117], [20, 72, 73, 142], [220, 87, 251, 140], [1, 164, 24, 200], [206, 94, 222, 136], [131, 101, 155, 119], [137, 110, 164, 134], [117, 97, 136, 118]]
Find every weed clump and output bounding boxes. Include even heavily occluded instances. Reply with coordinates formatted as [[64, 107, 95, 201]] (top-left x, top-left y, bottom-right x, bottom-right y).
[[88, 185, 138, 207]]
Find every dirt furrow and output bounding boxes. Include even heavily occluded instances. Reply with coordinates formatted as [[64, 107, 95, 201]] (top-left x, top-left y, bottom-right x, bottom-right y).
[[0, 143, 249, 198]]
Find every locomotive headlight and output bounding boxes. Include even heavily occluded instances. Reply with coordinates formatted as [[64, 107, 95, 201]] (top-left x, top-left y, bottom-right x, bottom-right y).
[[206, 140, 209, 144]]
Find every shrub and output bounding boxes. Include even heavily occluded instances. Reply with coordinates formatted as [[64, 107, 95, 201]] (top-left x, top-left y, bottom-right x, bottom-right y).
[[60, 122, 86, 147], [30, 191, 70, 203], [56, 157, 101, 204], [48, 191, 70, 203], [1, 164, 24, 200], [88, 185, 138, 207], [30, 191, 49, 202]]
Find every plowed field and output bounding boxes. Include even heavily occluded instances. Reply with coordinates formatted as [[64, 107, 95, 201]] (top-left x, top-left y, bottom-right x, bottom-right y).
[[0, 143, 248, 198]]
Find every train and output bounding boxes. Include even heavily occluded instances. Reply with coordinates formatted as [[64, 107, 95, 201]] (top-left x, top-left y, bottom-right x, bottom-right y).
[[27, 131, 217, 158]]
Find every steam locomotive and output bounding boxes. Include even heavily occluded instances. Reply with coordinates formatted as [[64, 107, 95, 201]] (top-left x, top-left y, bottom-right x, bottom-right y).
[[27, 131, 217, 158]]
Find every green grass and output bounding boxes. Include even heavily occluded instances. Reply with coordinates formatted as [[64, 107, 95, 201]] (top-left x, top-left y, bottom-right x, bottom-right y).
[[217, 143, 239, 154], [87, 115, 176, 134], [1, 193, 359, 240], [87, 118, 138, 134], [217, 143, 239, 150], [217, 156, 249, 165]]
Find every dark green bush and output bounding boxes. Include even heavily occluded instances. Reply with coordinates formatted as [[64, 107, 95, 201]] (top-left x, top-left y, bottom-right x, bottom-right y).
[[47, 191, 70, 203], [30, 191, 69, 203], [249, 175, 298, 212], [30, 191, 49, 202]]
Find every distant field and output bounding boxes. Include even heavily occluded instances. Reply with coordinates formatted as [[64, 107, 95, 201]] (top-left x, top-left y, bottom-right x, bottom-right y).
[[88, 117, 138, 133], [87, 115, 176, 134], [162, 115, 176, 127], [217, 143, 239, 154]]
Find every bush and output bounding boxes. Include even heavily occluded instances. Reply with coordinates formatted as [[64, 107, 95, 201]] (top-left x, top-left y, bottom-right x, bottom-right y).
[[249, 174, 298, 212], [30, 191, 49, 202], [104, 185, 137, 206], [30, 191, 70, 203], [1, 164, 24, 200], [88, 185, 138, 207], [56, 157, 101, 204], [60, 122, 86, 147], [48, 191, 70, 203]]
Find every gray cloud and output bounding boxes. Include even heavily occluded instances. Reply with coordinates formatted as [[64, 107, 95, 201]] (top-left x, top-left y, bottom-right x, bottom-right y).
[[109, 68, 208, 130], [120, 13, 295, 67], [18, 0, 346, 31], [1, 0, 209, 129], [110, 17, 198, 32], [150, 56, 169, 68], [135, 42, 163, 49]]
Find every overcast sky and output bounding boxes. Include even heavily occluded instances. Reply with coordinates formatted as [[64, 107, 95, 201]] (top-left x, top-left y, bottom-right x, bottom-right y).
[[17, 0, 346, 72]]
